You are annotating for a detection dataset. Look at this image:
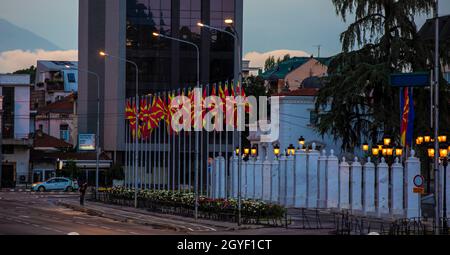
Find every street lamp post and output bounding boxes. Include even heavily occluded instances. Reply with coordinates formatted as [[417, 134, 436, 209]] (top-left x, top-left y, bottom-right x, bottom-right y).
[[100, 51, 140, 208], [152, 32, 201, 220], [198, 19, 243, 226], [65, 65, 101, 197], [443, 156, 448, 233], [433, 0, 441, 235]]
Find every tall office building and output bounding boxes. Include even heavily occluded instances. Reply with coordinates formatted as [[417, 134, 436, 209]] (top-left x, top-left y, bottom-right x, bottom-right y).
[[78, 0, 243, 162]]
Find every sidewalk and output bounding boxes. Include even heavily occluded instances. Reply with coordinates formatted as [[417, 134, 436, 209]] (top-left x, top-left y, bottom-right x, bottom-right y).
[[57, 199, 265, 233]]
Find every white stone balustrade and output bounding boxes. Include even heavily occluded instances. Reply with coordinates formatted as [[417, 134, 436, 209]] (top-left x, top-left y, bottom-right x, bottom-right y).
[[217, 148, 425, 220]]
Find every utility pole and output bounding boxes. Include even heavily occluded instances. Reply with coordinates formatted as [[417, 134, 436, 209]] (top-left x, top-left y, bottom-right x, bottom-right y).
[[313, 45, 322, 58], [433, 0, 440, 235]]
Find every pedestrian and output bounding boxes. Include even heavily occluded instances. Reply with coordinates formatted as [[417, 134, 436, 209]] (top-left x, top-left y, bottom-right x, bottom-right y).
[[79, 182, 88, 206]]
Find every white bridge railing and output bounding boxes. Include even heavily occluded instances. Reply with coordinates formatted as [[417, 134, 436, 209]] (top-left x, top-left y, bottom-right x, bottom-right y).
[[211, 146, 427, 219]]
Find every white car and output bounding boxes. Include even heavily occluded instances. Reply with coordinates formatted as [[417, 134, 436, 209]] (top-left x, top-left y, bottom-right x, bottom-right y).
[[32, 177, 79, 192]]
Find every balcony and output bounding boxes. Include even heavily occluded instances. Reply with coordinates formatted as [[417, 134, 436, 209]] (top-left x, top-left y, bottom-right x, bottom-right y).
[[2, 133, 33, 147], [46, 80, 65, 92]]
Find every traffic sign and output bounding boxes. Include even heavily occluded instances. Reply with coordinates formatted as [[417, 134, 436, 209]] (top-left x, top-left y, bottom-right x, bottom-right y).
[[390, 72, 430, 87], [413, 175, 425, 188], [413, 187, 425, 194]]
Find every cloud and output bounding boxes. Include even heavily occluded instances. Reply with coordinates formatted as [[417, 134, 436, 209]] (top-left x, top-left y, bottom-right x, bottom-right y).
[[0, 49, 78, 73], [244, 49, 311, 70]]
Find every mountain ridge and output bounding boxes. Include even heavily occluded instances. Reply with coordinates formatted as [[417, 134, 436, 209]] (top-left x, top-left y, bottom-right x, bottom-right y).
[[0, 18, 61, 52]]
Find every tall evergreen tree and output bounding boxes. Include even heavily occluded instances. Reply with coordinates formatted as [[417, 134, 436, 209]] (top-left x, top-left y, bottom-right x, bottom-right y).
[[315, 0, 447, 152]]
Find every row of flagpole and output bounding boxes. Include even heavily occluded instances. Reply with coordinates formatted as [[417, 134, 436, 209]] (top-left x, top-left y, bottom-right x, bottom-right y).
[[124, 82, 244, 199]]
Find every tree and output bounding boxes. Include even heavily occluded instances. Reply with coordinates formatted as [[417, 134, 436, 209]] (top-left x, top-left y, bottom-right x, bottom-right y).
[[241, 75, 270, 148], [61, 160, 81, 180], [282, 54, 291, 62], [315, 0, 448, 152], [13, 65, 36, 82], [107, 164, 124, 181], [264, 56, 276, 71]]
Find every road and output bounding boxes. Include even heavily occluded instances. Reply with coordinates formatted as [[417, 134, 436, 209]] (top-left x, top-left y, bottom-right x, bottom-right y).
[[0, 192, 177, 235], [0, 192, 335, 235]]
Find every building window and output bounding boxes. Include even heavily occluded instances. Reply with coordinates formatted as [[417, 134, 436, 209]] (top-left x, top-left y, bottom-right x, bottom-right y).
[[445, 72, 450, 84], [2, 145, 14, 154], [2, 87, 14, 139], [67, 73, 76, 83], [60, 124, 70, 142]]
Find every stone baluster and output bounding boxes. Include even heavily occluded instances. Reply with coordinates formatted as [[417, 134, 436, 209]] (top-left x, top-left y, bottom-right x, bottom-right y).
[[351, 157, 363, 214], [377, 158, 389, 217], [271, 159, 280, 203], [254, 157, 264, 200], [285, 153, 295, 207], [317, 150, 328, 208], [326, 150, 339, 209], [339, 157, 350, 210], [241, 159, 248, 199], [307, 144, 320, 209], [363, 158, 376, 215], [279, 153, 288, 206], [262, 157, 272, 202], [405, 150, 421, 218], [231, 154, 239, 198], [391, 158, 404, 217], [294, 147, 308, 208], [246, 159, 256, 199]]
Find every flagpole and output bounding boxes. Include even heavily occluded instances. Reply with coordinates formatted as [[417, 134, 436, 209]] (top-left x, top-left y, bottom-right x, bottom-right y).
[[131, 97, 135, 191], [189, 89, 192, 193], [172, 90, 176, 193], [168, 91, 172, 192], [146, 95, 150, 189], [200, 84, 204, 196], [219, 82, 223, 199], [178, 88, 181, 193], [206, 84, 210, 197], [125, 99, 129, 189], [183, 88, 187, 193], [152, 95, 156, 191], [212, 83, 217, 198], [156, 92, 164, 190], [225, 81, 229, 200]]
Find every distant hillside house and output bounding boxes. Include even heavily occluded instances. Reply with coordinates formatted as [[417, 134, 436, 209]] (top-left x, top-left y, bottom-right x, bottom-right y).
[[35, 61, 78, 105], [35, 93, 78, 146], [260, 56, 332, 93]]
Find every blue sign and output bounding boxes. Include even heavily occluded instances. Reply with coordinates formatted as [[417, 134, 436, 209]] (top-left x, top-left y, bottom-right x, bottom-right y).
[[78, 134, 96, 151], [390, 72, 430, 87]]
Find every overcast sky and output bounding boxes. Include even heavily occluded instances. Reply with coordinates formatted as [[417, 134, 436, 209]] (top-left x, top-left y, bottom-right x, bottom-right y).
[[0, 0, 449, 70]]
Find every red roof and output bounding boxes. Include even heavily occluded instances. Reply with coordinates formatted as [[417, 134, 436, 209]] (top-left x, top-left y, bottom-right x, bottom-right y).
[[37, 93, 76, 114], [33, 131, 73, 149], [274, 88, 319, 97]]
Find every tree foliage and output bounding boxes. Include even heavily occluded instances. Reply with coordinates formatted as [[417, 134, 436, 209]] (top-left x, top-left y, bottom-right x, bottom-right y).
[[264, 56, 276, 71], [264, 54, 291, 71], [315, 0, 448, 152], [13, 65, 36, 82]]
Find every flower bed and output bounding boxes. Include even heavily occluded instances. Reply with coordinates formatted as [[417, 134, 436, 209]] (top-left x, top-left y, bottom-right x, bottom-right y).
[[95, 187, 286, 225]]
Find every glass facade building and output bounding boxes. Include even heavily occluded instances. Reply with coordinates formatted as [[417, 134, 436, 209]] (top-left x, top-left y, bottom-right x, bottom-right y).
[[78, 0, 242, 156], [125, 0, 237, 98]]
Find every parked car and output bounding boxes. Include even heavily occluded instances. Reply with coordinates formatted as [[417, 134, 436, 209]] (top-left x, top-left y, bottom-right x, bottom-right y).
[[32, 177, 79, 192]]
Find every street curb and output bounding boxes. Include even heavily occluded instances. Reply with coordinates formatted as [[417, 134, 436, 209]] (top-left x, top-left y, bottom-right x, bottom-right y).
[[58, 201, 267, 232], [57, 201, 182, 232], [138, 209, 266, 231]]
